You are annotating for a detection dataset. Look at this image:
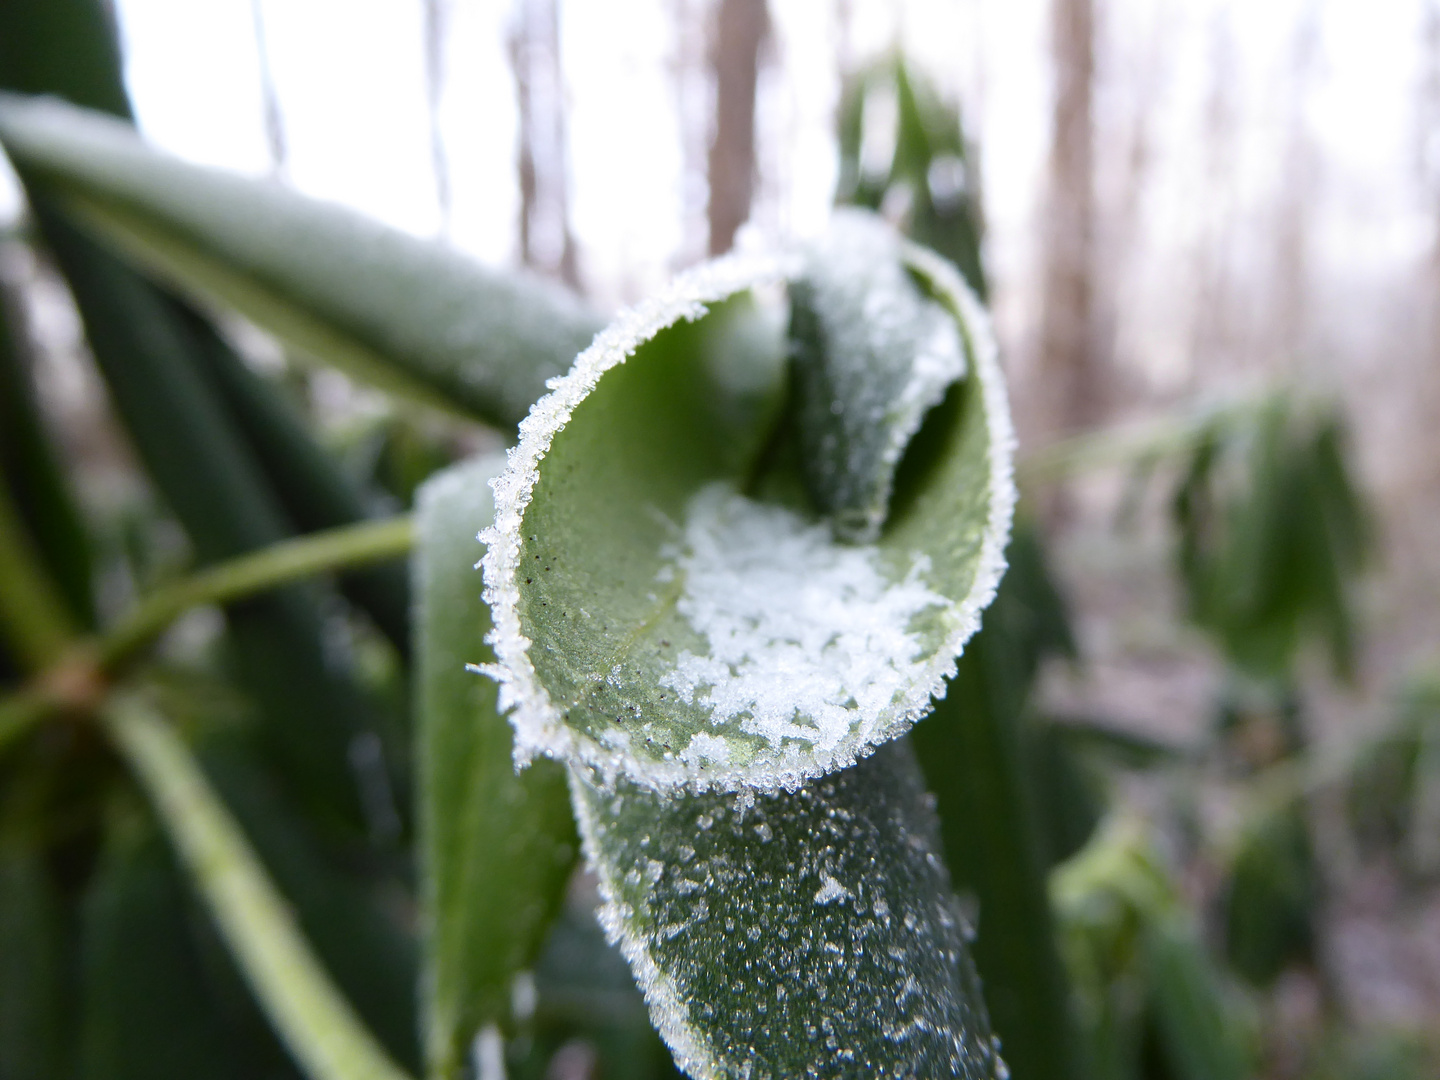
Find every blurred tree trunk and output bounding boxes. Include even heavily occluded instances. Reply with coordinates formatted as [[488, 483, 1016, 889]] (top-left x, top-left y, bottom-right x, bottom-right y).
[[668, 0, 712, 265], [707, 0, 768, 256], [509, 0, 580, 289], [422, 0, 451, 238], [1036, 0, 1102, 441], [250, 0, 288, 181]]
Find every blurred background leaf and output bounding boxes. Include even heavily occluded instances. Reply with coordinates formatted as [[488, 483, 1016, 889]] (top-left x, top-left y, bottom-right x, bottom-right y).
[[414, 458, 577, 1080]]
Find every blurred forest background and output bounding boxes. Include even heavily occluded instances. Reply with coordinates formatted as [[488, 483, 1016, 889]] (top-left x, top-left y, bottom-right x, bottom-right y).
[[2, 1, 1439, 1079]]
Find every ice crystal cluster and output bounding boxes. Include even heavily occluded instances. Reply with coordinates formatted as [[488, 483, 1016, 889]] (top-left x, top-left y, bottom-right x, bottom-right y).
[[659, 482, 946, 757]]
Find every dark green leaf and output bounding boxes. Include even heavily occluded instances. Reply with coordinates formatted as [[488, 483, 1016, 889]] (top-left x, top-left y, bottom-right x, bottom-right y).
[[1169, 399, 1370, 683], [197, 735, 421, 1071], [1023, 717, 1106, 869], [1221, 805, 1318, 987], [0, 279, 95, 629], [571, 738, 1002, 1080], [836, 58, 987, 299], [912, 610, 1080, 1080], [1142, 918, 1252, 1080], [178, 303, 411, 655], [78, 817, 249, 1080], [0, 843, 65, 1080], [36, 206, 382, 830], [0, 94, 601, 428], [483, 223, 1014, 791], [1053, 816, 1254, 1080], [415, 457, 577, 1078], [0, 0, 130, 119]]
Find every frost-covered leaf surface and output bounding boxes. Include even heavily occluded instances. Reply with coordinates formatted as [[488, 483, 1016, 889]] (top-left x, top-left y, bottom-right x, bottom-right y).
[[415, 457, 578, 1079], [481, 219, 1014, 792], [0, 94, 599, 427], [572, 739, 1003, 1080], [788, 210, 968, 542]]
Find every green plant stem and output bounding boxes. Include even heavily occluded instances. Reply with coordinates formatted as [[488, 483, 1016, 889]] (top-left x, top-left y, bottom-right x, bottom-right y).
[[99, 514, 414, 669], [101, 694, 416, 1080], [0, 474, 79, 671], [0, 516, 414, 757]]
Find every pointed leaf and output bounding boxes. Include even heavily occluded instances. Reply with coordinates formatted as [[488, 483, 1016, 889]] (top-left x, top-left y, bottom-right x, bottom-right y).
[[571, 738, 1002, 1080], [0, 94, 601, 427], [415, 457, 578, 1079], [482, 217, 1014, 792]]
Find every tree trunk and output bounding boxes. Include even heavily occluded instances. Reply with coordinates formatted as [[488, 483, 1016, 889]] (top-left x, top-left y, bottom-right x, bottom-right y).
[[250, 0, 288, 180], [509, 0, 580, 289], [707, 0, 768, 256], [1035, 0, 1100, 440], [423, 0, 451, 239]]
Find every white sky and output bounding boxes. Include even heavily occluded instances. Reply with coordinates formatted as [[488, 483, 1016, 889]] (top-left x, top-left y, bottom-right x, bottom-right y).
[[2, 0, 1432, 375]]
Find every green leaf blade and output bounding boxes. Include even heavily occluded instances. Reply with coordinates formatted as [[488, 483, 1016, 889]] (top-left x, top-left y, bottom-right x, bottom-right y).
[[0, 843, 65, 1080], [78, 822, 254, 1080], [0, 286, 96, 630], [416, 457, 578, 1079], [0, 94, 602, 428], [179, 308, 412, 654], [572, 739, 1002, 1080]]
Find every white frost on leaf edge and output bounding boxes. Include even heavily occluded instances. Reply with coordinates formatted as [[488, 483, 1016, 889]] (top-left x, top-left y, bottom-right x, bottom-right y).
[[567, 768, 724, 1080], [478, 237, 1015, 794]]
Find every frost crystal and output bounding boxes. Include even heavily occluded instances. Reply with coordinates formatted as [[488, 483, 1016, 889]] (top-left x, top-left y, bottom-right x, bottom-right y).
[[660, 483, 946, 752]]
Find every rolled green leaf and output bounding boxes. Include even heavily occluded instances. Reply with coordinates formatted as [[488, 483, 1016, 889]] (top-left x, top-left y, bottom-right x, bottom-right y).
[[415, 457, 577, 1079], [571, 738, 1002, 1080], [0, 93, 601, 428], [481, 215, 1014, 792]]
